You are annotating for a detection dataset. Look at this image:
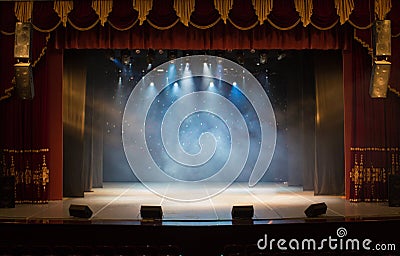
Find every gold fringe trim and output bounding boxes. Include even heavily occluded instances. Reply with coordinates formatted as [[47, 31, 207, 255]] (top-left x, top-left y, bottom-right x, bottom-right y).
[[146, 18, 180, 30], [392, 32, 400, 38], [388, 85, 400, 97], [31, 33, 50, 68], [228, 18, 259, 31], [266, 17, 301, 31], [351, 147, 399, 152], [3, 149, 50, 153], [189, 17, 221, 30], [31, 20, 61, 33], [353, 28, 373, 54], [0, 30, 15, 36], [348, 19, 373, 30], [310, 19, 339, 31], [67, 18, 99, 31], [108, 19, 139, 31]]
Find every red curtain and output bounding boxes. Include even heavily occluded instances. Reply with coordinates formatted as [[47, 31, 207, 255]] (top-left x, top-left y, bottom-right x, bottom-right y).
[[1, 0, 400, 202]]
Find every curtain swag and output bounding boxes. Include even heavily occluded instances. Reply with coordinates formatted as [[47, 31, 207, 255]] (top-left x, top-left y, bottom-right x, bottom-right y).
[[0, 0, 395, 34]]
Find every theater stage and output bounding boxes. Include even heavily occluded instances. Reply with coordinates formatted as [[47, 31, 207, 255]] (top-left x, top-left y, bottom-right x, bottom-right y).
[[0, 182, 399, 224]]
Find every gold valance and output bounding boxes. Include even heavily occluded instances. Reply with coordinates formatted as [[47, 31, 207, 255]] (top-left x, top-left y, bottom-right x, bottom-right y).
[[174, 0, 195, 27], [14, 1, 33, 23], [375, 0, 392, 20], [295, 0, 313, 27], [54, 0, 73, 27], [6, 0, 394, 33], [92, 0, 113, 26], [133, 0, 153, 26], [252, 0, 273, 25], [335, 0, 354, 25], [214, 0, 233, 24]]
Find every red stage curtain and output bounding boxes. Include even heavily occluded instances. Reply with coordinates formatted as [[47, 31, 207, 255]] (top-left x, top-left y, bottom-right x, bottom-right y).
[[347, 40, 400, 202]]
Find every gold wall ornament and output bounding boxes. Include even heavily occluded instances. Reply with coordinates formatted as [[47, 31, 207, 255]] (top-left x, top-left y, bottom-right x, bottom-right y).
[[41, 154, 49, 188], [91, 0, 113, 26], [335, 0, 354, 25], [14, 1, 33, 23], [214, 0, 233, 24], [133, 0, 153, 26], [54, 0, 73, 27], [252, 0, 273, 25], [174, 0, 195, 27]]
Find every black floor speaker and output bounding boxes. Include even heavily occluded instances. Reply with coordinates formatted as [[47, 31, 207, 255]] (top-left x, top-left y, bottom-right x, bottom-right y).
[[231, 205, 254, 219], [304, 202, 327, 217], [140, 205, 163, 220], [388, 174, 400, 207], [69, 204, 93, 218], [0, 176, 15, 208]]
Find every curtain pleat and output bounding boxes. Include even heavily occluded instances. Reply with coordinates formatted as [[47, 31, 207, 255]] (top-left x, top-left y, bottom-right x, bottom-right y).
[[54, 0, 73, 27]]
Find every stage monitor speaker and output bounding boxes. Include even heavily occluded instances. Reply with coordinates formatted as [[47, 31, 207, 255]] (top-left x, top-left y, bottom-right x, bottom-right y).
[[370, 60, 390, 98], [231, 205, 254, 219], [140, 205, 163, 220], [14, 62, 34, 100], [69, 204, 93, 218], [14, 22, 32, 59], [0, 176, 15, 208], [304, 202, 327, 218], [373, 20, 391, 57], [388, 174, 400, 207]]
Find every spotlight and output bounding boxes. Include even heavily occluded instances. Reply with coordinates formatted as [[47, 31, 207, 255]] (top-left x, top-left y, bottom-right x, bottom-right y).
[[121, 49, 131, 65], [146, 49, 155, 71], [236, 51, 245, 65], [168, 50, 177, 60], [277, 51, 286, 61], [259, 52, 267, 64]]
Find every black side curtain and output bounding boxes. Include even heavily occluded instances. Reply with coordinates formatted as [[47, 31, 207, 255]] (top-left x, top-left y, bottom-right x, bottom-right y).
[[63, 51, 104, 197], [313, 51, 345, 195]]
